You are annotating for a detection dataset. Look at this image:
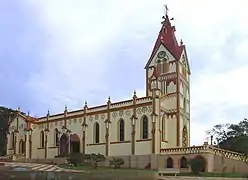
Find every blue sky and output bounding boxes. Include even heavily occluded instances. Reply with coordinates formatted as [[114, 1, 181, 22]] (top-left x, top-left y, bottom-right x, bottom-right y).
[[1, 0, 248, 145]]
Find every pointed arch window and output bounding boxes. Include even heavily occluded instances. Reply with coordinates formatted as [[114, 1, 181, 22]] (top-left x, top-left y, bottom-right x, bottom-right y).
[[166, 157, 173, 168], [94, 122, 100, 143], [142, 116, 149, 139], [180, 156, 188, 168], [40, 130, 45, 148], [183, 98, 187, 113], [11, 132, 15, 149], [119, 119, 125, 142], [54, 128, 59, 146], [162, 117, 165, 141]]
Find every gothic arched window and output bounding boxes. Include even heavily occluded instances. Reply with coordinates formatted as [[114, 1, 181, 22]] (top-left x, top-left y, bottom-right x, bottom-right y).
[[180, 156, 188, 168], [142, 116, 148, 139], [54, 128, 59, 146], [11, 132, 15, 149], [162, 117, 165, 141], [94, 122, 100, 143], [166, 157, 173, 168], [40, 131, 45, 148], [119, 119, 125, 142]]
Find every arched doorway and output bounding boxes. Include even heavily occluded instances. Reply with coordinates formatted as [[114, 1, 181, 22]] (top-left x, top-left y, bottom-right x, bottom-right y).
[[19, 139, 25, 154], [60, 134, 69, 156], [70, 134, 80, 153], [193, 155, 207, 172]]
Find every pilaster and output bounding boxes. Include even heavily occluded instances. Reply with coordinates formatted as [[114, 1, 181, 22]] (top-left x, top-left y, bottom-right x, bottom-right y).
[[105, 97, 111, 156], [131, 90, 137, 155], [81, 101, 88, 154]]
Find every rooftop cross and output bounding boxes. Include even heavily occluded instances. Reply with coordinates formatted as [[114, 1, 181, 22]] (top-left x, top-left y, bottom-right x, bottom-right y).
[[164, 4, 169, 16]]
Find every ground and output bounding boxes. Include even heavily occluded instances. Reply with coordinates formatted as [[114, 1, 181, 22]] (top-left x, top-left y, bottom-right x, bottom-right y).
[[3, 162, 82, 172]]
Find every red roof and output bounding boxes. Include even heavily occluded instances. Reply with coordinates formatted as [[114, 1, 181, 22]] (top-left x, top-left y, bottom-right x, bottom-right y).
[[146, 15, 184, 68]]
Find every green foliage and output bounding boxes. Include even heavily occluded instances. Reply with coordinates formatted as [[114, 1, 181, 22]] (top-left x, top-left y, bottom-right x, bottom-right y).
[[109, 157, 124, 168], [206, 118, 248, 160], [189, 157, 206, 175], [90, 153, 105, 169], [67, 153, 92, 166], [67, 153, 83, 166]]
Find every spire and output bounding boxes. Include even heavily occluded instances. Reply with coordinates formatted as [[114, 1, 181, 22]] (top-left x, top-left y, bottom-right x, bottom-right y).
[[149, 5, 183, 61]]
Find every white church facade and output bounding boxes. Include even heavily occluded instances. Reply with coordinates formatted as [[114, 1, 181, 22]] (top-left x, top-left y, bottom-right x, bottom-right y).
[[6, 13, 193, 167]]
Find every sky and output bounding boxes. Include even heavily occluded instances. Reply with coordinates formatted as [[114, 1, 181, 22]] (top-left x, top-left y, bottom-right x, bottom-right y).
[[0, 0, 248, 145]]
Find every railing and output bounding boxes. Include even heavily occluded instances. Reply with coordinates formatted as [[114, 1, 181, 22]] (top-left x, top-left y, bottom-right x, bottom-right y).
[[160, 145, 248, 163]]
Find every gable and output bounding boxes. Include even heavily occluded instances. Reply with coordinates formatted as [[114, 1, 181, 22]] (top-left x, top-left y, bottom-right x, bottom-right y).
[[9, 115, 27, 132], [145, 44, 176, 70], [179, 47, 191, 75]]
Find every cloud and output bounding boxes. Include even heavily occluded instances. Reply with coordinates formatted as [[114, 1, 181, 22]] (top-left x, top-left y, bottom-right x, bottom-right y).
[[1, 0, 248, 146]]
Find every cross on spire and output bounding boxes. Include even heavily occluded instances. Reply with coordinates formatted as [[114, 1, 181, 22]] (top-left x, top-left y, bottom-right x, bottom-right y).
[[164, 4, 169, 17]]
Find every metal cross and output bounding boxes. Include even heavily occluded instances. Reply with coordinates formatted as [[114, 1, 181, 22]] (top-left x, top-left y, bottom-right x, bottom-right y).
[[164, 4, 169, 16]]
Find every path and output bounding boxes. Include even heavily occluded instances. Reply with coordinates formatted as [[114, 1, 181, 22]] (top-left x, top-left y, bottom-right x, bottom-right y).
[[3, 162, 83, 172]]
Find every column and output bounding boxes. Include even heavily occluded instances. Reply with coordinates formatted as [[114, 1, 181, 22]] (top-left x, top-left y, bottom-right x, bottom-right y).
[[131, 90, 137, 155], [57, 131, 61, 156], [44, 129, 50, 158], [6, 133, 10, 155], [29, 130, 33, 159], [81, 101, 88, 155], [25, 131, 29, 159], [14, 131, 19, 155], [81, 124, 87, 154], [105, 97, 111, 157]]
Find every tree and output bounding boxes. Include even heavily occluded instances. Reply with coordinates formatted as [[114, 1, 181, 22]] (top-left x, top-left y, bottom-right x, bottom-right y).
[[109, 157, 124, 168], [0, 107, 16, 155], [189, 157, 205, 175], [206, 118, 248, 161]]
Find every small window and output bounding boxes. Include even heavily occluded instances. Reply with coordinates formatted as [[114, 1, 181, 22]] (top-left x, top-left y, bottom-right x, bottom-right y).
[[119, 119, 125, 141], [142, 116, 149, 139]]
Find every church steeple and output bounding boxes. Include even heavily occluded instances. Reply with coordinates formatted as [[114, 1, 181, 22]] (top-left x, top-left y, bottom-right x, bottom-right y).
[[148, 6, 183, 64]]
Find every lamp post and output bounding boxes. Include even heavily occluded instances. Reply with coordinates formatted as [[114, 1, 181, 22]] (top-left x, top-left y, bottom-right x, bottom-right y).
[[44, 128, 49, 158], [81, 122, 88, 154]]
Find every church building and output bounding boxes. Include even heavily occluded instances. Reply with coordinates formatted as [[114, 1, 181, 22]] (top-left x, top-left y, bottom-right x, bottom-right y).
[[6, 11, 192, 167]]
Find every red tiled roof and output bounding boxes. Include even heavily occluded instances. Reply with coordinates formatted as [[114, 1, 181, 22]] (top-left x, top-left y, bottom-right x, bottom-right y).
[[148, 15, 184, 63]]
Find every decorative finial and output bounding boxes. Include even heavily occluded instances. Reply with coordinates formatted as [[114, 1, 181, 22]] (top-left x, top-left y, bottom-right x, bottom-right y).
[[47, 110, 50, 117], [180, 39, 183, 45], [85, 101, 87, 106], [64, 105, 67, 112], [17, 106, 20, 112], [27, 111, 30, 117], [108, 96, 111, 101], [133, 89, 137, 99]]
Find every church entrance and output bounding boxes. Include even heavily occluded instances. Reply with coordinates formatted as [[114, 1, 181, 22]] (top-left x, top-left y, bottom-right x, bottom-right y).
[[19, 139, 25, 154], [60, 134, 69, 156], [70, 134, 80, 153]]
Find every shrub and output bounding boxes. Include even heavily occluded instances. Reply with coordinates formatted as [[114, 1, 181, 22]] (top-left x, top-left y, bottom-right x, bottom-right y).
[[109, 157, 124, 168], [67, 153, 84, 166], [189, 157, 205, 175], [90, 153, 105, 169]]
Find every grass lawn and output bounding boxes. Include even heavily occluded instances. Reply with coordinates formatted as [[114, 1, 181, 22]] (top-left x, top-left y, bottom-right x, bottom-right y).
[[59, 164, 155, 173], [58, 165, 156, 180]]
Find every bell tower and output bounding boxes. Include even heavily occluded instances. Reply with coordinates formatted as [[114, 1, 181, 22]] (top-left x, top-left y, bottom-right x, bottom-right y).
[[144, 6, 191, 148]]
